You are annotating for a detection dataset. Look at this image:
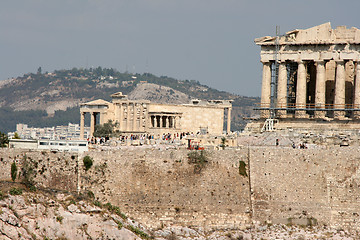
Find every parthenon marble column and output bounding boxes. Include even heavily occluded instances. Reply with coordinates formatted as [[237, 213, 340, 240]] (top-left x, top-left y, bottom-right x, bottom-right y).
[[80, 112, 85, 140], [295, 60, 307, 118], [260, 61, 272, 118], [334, 60, 346, 119], [277, 62, 287, 118], [315, 60, 326, 118], [354, 62, 360, 118]]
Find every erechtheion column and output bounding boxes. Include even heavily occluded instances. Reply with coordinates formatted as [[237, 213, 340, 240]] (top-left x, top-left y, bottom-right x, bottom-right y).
[[295, 60, 307, 118], [159, 116, 163, 128], [227, 107, 232, 133], [80, 112, 85, 140], [315, 60, 326, 118], [126, 103, 131, 131], [119, 103, 124, 131], [334, 60, 346, 118], [260, 61, 272, 118], [132, 103, 137, 131], [277, 62, 287, 118], [90, 112, 96, 136], [354, 62, 360, 118]]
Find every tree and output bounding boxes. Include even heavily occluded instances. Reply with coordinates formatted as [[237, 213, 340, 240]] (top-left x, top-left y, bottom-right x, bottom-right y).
[[11, 162, 17, 182], [83, 156, 93, 171], [0, 131, 9, 147], [37, 67, 42, 74], [93, 120, 118, 137], [13, 132, 20, 139]]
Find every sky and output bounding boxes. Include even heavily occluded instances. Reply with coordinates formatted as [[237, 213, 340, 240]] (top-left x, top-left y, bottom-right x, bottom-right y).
[[1, 0, 360, 97]]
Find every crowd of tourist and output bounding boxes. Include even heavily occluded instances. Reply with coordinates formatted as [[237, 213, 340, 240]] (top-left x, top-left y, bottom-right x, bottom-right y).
[[87, 132, 198, 145]]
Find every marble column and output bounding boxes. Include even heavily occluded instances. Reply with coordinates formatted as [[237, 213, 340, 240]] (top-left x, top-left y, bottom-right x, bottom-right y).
[[126, 103, 131, 131], [159, 116, 163, 128], [277, 62, 287, 118], [140, 104, 144, 131], [295, 60, 307, 118], [315, 60, 326, 119], [260, 61, 272, 118], [144, 104, 149, 131], [90, 112, 96, 137], [227, 107, 232, 134], [334, 60, 346, 118], [354, 61, 360, 118], [165, 116, 169, 128], [154, 116, 158, 128], [119, 104, 123, 131], [132, 103, 137, 131], [80, 112, 85, 140]]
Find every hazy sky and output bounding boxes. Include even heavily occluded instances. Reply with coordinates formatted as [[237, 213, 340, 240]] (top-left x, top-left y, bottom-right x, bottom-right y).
[[1, 0, 360, 97]]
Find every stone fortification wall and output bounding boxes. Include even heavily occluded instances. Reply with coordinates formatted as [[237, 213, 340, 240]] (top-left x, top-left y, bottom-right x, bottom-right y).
[[0, 149, 78, 192], [1, 146, 360, 231], [250, 146, 360, 230], [80, 148, 251, 230], [149, 104, 225, 135]]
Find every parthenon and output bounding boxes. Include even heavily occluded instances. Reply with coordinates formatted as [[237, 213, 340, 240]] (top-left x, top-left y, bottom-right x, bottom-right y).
[[255, 22, 360, 120], [79, 92, 232, 139]]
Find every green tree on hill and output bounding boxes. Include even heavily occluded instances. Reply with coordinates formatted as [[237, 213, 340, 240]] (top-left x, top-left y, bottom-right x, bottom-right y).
[[0, 131, 9, 147]]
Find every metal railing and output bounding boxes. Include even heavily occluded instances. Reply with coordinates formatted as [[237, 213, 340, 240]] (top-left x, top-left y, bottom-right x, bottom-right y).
[[254, 102, 360, 111]]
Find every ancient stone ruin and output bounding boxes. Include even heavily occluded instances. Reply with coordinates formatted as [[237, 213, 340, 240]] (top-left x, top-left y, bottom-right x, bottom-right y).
[[249, 22, 360, 132]]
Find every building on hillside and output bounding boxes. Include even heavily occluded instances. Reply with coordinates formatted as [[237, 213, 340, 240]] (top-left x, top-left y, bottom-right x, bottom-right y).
[[249, 22, 360, 132], [10, 123, 90, 140], [8, 139, 88, 152], [79, 92, 233, 139]]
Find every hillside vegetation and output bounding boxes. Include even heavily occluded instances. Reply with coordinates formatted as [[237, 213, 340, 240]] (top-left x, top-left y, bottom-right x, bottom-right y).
[[0, 67, 259, 133]]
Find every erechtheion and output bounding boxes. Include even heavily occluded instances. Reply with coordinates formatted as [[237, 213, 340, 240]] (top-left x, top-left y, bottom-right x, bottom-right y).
[[79, 92, 232, 139]]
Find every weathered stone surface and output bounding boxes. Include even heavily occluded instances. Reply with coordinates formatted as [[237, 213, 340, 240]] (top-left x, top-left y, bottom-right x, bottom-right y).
[[256, 23, 360, 121], [3, 143, 360, 235]]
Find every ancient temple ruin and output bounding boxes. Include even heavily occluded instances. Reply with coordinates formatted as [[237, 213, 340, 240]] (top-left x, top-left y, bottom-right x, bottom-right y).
[[79, 92, 232, 139], [256, 22, 360, 120]]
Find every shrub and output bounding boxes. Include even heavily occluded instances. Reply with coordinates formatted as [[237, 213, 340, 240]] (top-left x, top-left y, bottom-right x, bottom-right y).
[[220, 137, 226, 150], [87, 190, 95, 199], [83, 156, 93, 171], [113, 219, 123, 230], [128, 225, 151, 239], [56, 215, 64, 223], [187, 150, 208, 173], [21, 156, 36, 188], [0, 190, 4, 200], [9, 188, 22, 195], [94, 200, 102, 207], [239, 160, 247, 177], [11, 161, 17, 182]]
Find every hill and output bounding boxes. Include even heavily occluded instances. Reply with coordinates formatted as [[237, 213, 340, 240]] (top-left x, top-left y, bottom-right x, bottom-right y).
[[0, 67, 259, 133]]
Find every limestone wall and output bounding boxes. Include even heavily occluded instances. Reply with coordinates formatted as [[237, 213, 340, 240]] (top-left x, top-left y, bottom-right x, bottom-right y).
[[149, 104, 225, 135], [80, 148, 251, 230], [250, 146, 360, 230], [2, 146, 360, 231], [0, 149, 78, 192]]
